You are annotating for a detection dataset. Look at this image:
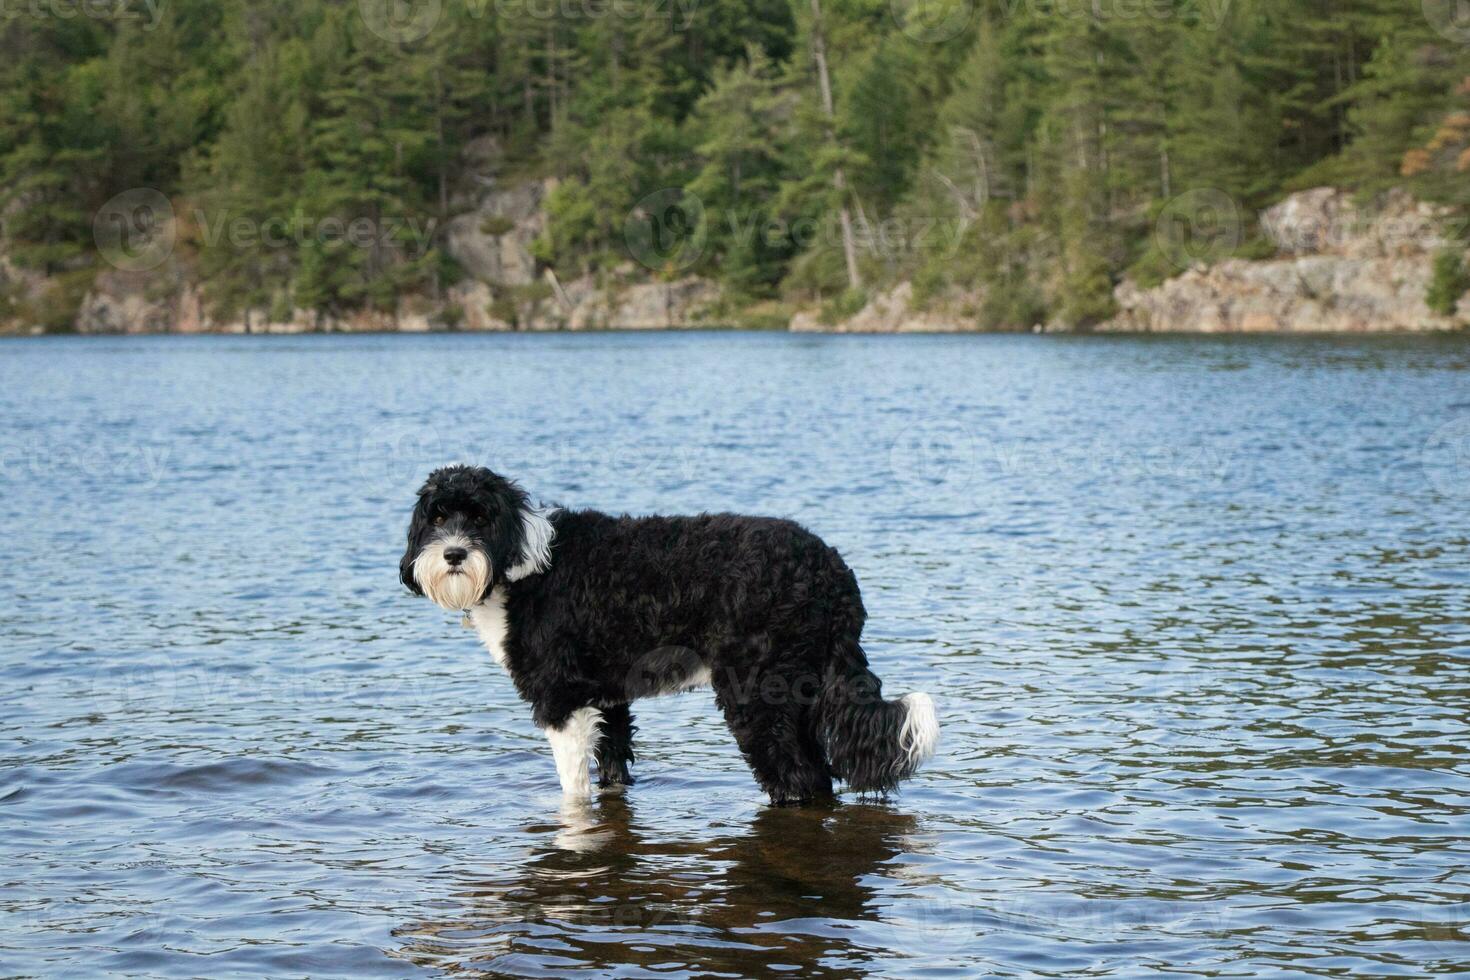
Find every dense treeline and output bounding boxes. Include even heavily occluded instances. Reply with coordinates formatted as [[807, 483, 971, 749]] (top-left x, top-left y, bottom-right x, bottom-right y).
[[3, 0, 1470, 330]]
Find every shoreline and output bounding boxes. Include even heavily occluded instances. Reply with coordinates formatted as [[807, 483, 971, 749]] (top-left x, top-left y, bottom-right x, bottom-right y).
[[6, 187, 1466, 338], [5, 324, 1466, 341]]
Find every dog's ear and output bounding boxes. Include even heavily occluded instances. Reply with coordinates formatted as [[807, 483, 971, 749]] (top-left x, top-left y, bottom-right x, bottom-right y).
[[480, 495, 527, 592], [463, 468, 553, 585], [399, 542, 423, 595], [396, 549, 420, 593], [400, 504, 425, 595], [400, 475, 443, 596], [508, 505, 554, 580]]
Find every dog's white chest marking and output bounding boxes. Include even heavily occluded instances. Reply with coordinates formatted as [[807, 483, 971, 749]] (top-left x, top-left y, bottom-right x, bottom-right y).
[[466, 592, 597, 797], [467, 590, 511, 669]]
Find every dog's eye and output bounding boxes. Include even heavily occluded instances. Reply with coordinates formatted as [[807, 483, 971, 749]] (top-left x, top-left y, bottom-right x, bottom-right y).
[[432, 515, 445, 526]]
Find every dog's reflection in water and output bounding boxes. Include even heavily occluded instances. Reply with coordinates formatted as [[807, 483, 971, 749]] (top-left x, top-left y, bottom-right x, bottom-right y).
[[396, 797, 920, 977]]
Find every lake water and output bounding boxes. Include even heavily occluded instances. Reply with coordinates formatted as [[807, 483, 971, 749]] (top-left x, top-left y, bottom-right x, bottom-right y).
[[2, 331, 1469, 977]]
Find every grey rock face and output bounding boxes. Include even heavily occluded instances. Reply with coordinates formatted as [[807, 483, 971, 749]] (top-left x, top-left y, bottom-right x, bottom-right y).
[[1104, 188, 1467, 333]]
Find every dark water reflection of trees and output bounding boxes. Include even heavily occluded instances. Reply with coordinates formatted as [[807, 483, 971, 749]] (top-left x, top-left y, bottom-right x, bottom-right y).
[[396, 798, 922, 977]]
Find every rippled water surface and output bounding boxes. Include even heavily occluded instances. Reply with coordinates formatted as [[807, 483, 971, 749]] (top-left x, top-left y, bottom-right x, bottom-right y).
[[3, 332, 1470, 977]]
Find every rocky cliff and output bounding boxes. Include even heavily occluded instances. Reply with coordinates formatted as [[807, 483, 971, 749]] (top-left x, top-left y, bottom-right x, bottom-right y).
[[0, 150, 720, 335], [3, 183, 1465, 335], [438, 174, 720, 332], [1100, 187, 1468, 333], [790, 187, 1468, 334], [789, 282, 984, 333]]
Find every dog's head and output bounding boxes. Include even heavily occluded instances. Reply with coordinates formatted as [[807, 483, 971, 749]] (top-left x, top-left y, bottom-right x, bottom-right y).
[[399, 464, 554, 610]]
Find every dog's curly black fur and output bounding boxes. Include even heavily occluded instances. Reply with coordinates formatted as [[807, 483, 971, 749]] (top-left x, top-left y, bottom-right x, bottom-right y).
[[400, 464, 938, 805]]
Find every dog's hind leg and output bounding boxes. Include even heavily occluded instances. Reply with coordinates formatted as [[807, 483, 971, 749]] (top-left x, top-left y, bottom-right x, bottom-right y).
[[595, 702, 636, 787], [711, 651, 834, 806]]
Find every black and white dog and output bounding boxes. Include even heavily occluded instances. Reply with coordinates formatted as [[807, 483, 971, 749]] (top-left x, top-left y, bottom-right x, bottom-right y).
[[399, 464, 938, 805]]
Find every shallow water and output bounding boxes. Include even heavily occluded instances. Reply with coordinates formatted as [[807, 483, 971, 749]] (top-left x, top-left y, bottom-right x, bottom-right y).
[[2, 331, 1469, 977]]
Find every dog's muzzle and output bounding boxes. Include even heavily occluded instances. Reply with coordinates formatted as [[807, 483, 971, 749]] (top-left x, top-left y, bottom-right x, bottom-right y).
[[413, 533, 491, 610]]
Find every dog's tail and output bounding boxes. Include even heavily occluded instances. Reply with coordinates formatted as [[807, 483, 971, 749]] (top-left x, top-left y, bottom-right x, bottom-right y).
[[818, 644, 938, 795]]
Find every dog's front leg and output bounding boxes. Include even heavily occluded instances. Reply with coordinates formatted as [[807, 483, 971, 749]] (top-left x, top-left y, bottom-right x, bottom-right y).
[[545, 706, 603, 797]]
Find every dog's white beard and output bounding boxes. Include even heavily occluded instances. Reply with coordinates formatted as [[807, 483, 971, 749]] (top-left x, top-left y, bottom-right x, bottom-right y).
[[413, 535, 491, 611]]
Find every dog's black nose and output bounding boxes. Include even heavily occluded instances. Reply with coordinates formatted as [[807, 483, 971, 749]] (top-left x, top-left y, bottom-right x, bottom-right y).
[[443, 547, 467, 566]]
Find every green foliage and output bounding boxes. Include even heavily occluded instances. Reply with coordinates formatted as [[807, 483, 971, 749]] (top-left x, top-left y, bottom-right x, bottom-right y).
[[436, 304, 465, 331], [686, 46, 792, 298], [731, 300, 796, 330], [1427, 248, 1470, 316], [479, 216, 516, 237], [3, 0, 1469, 329], [22, 269, 96, 333], [820, 287, 867, 324], [490, 281, 555, 330]]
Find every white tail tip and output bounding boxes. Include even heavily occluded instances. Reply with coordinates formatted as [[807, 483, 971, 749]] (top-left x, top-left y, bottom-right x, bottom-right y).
[[898, 692, 939, 771]]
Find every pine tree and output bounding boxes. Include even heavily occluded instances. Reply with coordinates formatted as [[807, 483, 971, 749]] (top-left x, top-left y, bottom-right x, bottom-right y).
[[1036, 3, 1128, 324], [1335, 19, 1467, 190], [4, 0, 1469, 330], [687, 47, 792, 296], [0, 19, 110, 275]]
